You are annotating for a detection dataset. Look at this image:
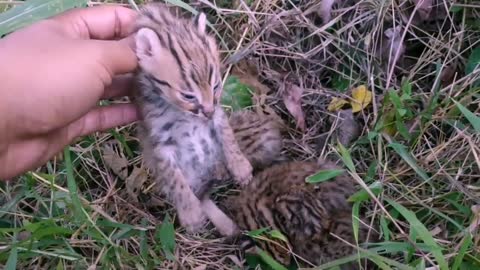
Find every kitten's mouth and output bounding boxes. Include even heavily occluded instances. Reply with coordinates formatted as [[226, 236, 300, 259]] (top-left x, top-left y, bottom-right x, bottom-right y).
[[202, 111, 214, 119]]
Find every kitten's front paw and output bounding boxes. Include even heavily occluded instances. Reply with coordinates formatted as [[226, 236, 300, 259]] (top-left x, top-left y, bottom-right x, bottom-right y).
[[231, 156, 253, 186], [179, 207, 207, 233]]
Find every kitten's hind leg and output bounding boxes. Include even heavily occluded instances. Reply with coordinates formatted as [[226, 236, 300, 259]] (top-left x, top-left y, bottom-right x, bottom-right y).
[[153, 156, 207, 233], [201, 198, 239, 236]]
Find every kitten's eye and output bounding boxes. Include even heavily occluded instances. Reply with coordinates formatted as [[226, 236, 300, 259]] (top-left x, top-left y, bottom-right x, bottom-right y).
[[181, 93, 197, 101]]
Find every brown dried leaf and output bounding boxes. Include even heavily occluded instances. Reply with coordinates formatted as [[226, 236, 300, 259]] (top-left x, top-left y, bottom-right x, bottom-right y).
[[126, 166, 149, 202], [282, 82, 306, 131], [440, 64, 457, 86], [333, 109, 361, 147], [103, 146, 128, 179], [412, 0, 433, 21]]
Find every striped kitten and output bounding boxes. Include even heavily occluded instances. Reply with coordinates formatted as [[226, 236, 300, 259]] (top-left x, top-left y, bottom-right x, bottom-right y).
[[222, 160, 378, 268], [133, 4, 283, 235]]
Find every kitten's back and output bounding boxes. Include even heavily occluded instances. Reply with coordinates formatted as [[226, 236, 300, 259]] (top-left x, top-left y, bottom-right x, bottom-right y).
[[229, 110, 284, 170], [223, 160, 378, 268]]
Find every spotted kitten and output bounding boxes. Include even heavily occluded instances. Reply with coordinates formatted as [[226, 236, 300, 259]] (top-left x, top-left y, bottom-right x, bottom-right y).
[[222, 160, 378, 268], [133, 4, 283, 235]]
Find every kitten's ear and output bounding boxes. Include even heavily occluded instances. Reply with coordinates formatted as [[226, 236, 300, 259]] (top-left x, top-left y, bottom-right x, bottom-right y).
[[193, 12, 207, 34], [135, 28, 161, 60]]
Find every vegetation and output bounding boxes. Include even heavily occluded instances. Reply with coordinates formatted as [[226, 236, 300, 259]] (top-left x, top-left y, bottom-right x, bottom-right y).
[[0, 0, 479, 269]]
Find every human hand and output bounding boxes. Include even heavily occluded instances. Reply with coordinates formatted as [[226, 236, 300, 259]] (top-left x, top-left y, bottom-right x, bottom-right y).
[[0, 5, 140, 180]]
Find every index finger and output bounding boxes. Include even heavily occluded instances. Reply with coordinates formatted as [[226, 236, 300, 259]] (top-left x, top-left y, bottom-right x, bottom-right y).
[[52, 5, 138, 40]]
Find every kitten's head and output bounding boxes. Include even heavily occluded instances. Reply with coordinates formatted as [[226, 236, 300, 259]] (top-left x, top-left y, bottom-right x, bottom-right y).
[[135, 4, 222, 119]]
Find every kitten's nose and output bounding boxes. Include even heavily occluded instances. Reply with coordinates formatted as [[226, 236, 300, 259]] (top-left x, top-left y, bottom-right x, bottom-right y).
[[202, 106, 214, 118]]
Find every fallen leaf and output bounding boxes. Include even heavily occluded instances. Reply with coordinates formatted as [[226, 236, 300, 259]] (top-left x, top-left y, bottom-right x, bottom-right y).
[[221, 75, 254, 111], [382, 26, 406, 65], [335, 109, 362, 146], [103, 146, 128, 179], [126, 166, 149, 202], [282, 82, 306, 131], [440, 64, 457, 86], [412, 0, 433, 21], [327, 97, 349, 112], [351, 85, 372, 112]]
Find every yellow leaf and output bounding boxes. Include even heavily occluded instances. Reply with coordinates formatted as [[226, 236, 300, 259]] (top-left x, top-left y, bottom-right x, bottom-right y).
[[350, 85, 372, 112], [328, 97, 349, 112]]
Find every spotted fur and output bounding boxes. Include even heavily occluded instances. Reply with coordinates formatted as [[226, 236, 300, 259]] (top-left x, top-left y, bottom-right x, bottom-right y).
[[222, 160, 378, 268], [133, 3, 283, 235]]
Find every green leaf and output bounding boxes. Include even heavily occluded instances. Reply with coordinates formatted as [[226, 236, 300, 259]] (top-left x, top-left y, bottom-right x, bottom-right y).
[[156, 215, 176, 261], [221, 75, 253, 111], [388, 143, 430, 181], [337, 142, 355, 173], [385, 199, 448, 270], [452, 99, 480, 132], [268, 230, 288, 243], [332, 74, 351, 92], [401, 80, 412, 98], [380, 216, 390, 241], [466, 46, 480, 87], [388, 91, 404, 113], [452, 233, 473, 270], [306, 169, 345, 183], [246, 227, 269, 238], [450, 5, 463, 13], [348, 181, 382, 203], [365, 161, 377, 183], [465, 46, 480, 75], [110, 130, 134, 158], [139, 219, 149, 262], [256, 248, 289, 270], [0, 0, 88, 37], [395, 113, 411, 140], [5, 246, 17, 270]]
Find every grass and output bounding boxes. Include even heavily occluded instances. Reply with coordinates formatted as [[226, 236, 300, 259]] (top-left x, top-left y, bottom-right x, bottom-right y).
[[1, 0, 480, 269]]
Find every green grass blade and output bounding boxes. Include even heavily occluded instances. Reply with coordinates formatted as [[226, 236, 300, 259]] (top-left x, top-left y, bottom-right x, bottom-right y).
[[337, 142, 356, 173], [0, 0, 88, 37], [256, 248, 288, 270], [310, 247, 414, 270], [352, 202, 360, 244], [63, 147, 85, 222], [452, 99, 480, 132], [5, 246, 18, 270], [385, 199, 448, 270], [388, 143, 430, 181], [306, 169, 345, 183], [452, 233, 472, 270]]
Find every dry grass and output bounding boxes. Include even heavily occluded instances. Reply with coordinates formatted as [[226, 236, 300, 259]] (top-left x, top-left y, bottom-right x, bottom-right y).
[[1, 0, 480, 269]]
